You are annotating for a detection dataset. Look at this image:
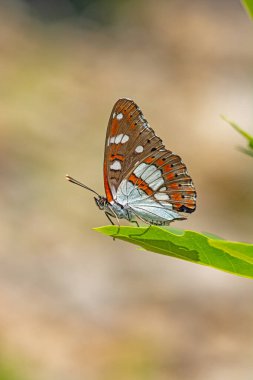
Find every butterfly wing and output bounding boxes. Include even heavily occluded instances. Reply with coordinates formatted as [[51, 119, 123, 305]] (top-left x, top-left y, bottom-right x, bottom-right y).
[[104, 98, 164, 201], [104, 98, 196, 224]]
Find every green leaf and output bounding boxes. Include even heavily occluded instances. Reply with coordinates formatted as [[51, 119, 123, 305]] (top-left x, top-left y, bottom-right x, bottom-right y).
[[241, 0, 253, 19], [221, 115, 253, 156], [95, 226, 253, 279], [238, 146, 253, 157]]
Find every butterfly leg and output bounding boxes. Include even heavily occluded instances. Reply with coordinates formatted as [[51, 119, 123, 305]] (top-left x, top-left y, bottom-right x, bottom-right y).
[[105, 212, 115, 226], [105, 211, 120, 240], [114, 215, 121, 236], [131, 220, 140, 227], [129, 211, 152, 237], [131, 223, 151, 237]]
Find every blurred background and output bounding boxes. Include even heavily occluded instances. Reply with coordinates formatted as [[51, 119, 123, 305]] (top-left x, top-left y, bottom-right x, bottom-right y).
[[0, 0, 253, 379]]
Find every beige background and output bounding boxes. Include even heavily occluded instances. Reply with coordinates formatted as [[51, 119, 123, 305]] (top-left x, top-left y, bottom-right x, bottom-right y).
[[0, 0, 253, 379]]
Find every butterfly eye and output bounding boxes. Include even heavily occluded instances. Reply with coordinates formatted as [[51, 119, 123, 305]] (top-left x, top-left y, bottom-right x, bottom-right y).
[[94, 197, 106, 210]]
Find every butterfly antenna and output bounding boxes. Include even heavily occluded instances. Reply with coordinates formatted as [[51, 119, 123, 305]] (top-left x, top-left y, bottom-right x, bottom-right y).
[[66, 175, 101, 197]]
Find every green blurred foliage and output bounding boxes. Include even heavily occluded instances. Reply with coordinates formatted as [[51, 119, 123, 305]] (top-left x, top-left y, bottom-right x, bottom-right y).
[[0, 359, 26, 380], [242, 0, 253, 18], [222, 116, 253, 157], [24, 0, 130, 24]]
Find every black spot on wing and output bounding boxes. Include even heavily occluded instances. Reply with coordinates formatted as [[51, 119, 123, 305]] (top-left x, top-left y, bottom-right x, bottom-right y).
[[177, 205, 195, 213]]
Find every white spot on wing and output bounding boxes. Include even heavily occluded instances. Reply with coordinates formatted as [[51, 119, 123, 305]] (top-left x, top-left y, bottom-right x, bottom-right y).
[[114, 134, 123, 144], [135, 145, 144, 153], [133, 163, 149, 177], [150, 178, 164, 190], [133, 163, 164, 190], [112, 112, 116, 118], [121, 135, 129, 143], [154, 193, 170, 201], [109, 134, 129, 144], [110, 160, 122, 171], [116, 113, 123, 120]]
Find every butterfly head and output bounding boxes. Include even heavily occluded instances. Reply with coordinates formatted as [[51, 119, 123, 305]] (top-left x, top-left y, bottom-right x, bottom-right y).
[[94, 196, 107, 210]]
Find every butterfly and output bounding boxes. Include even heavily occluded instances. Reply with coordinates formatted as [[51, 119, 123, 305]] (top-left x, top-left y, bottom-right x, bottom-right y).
[[66, 98, 196, 227]]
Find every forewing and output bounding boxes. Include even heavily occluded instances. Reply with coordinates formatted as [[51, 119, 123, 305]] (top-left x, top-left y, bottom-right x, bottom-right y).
[[104, 98, 164, 201]]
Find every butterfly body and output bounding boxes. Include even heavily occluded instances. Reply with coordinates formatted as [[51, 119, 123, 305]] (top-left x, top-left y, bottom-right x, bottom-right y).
[[94, 196, 135, 222], [67, 98, 196, 226]]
